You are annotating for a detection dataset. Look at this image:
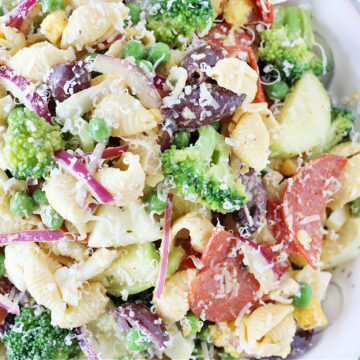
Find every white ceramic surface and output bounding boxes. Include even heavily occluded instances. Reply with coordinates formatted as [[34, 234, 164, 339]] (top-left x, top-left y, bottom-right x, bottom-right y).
[[287, 1, 360, 359]]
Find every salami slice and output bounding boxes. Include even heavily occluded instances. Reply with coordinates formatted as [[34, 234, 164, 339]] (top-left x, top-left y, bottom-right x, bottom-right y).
[[189, 259, 260, 322], [281, 155, 347, 268]]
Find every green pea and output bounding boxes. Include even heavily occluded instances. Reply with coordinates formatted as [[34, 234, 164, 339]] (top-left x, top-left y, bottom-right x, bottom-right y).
[[80, 52, 98, 63], [40, 0, 64, 13], [124, 40, 146, 60], [265, 81, 290, 101], [293, 281, 312, 308], [0, 253, 5, 278], [147, 43, 171, 66], [126, 2, 141, 25], [351, 197, 360, 217], [32, 189, 49, 206], [172, 130, 190, 149], [182, 312, 202, 336], [145, 190, 167, 213], [88, 117, 111, 142], [136, 59, 154, 75], [10, 192, 35, 217], [126, 328, 152, 352], [41, 206, 64, 230]]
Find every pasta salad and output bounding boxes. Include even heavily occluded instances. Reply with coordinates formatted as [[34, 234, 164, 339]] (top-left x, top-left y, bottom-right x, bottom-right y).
[[0, 0, 356, 359]]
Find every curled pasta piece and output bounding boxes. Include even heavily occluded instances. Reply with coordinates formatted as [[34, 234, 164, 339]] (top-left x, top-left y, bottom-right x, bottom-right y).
[[10, 42, 75, 82], [95, 152, 145, 206], [60, 2, 129, 50], [329, 141, 360, 158], [52, 281, 109, 328], [211, 0, 227, 18], [39, 238, 90, 262], [171, 212, 214, 253], [154, 269, 197, 324], [0, 27, 26, 60], [43, 171, 91, 226], [40, 9, 68, 45], [93, 93, 157, 137], [0, 95, 15, 126], [209, 58, 258, 103], [64, 0, 119, 9], [122, 131, 164, 187]]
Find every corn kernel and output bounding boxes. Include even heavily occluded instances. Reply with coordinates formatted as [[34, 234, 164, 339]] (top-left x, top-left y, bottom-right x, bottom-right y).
[[41, 9, 68, 45]]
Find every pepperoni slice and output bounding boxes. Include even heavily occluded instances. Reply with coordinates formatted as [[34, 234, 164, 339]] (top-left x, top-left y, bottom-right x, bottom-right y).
[[200, 227, 242, 268], [254, 0, 274, 26], [180, 241, 201, 270], [189, 259, 260, 322], [247, 47, 268, 104], [281, 155, 347, 268], [260, 242, 291, 277], [202, 22, 253, 58], [266, 199, 299, 254]]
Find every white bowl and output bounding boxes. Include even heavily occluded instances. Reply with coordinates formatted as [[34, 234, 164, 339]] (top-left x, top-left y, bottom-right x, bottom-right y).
[[290, 0, 360, 358]]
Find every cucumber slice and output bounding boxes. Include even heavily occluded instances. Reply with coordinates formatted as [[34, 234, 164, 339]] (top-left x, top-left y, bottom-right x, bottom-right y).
[[270, 72, 331, 158], [273, 6, 286, 29], [285, 7, 302, 41], [299, 8, 314, 48], [106, 243, 185, 296]]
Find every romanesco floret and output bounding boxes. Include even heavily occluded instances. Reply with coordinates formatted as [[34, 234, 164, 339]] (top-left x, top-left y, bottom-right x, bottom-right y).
[[308, 107, 355, 159], [146, 0, 214, 48], [4, 107, 63, 179], [2, 305, 81, 360], [161, 125, 247, 214], [258, 7, 330, 84]]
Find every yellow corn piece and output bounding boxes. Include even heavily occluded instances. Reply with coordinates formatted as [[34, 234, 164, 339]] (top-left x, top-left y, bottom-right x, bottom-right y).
[[41, 10, 68, 45], [293, 297, 328, 330]]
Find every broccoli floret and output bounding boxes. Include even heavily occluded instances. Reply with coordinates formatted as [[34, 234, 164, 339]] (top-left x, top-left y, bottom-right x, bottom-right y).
[[161, 125, 247, 214], [2, 306, 81, 360], [4, 108, 63, 179], [146, 0, 214, 48], [307, 107, 355, 159], [258, 7, 330, 84]]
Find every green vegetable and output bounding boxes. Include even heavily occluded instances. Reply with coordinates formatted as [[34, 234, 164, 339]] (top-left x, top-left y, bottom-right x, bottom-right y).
[[172, 130, 191, 149], [210, 121, 221, 131], [147, 42, 171, 65], [124, 40, 146, 60], [88, 117, 111, 142], [41, 206, 64, 230], [40, 0, 64, 13], [198, 322, 211, 342], [63, 116, 95, 152], [0, 7, 4, 16], [145, 190, 167, 213], [10, 192, 35, 217], [146, 0, 214, 48], [218, 350, 239, 360], [306, 107, 355, 160], [126, 328, 152, 351], [161, 125, 247, 213], [351, 197, 360, 217], [126, 2, 141, 25], [265, 81, 290, 101], [0, 253, 6, 278], [182, 312, 202, 337], [136, 59, 154, 75], [259, 7, 329, 84], [270, 72, 331, 159], [4, 108, 63, 179], [32, 189, 49, 206], [2, 305, 81, 360], [293, 281, 312, 308]]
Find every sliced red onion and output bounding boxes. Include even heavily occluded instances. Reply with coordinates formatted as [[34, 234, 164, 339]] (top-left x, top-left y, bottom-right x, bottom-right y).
[[108, 303, 169, 351], [106, 308, 130, 332], [54, 150, 114, 204], [93, 145, 128, 160], [237, 237, 280, 292], [74, 326, 103, 360], [76, 142, 106, 209], [156, 193, 173, 299], [0, 294, 19, 315], [0, 65, 52, 123], [3, 0, 37, 30], [0, 229, 64, 245], [92, 55, 162, 109]]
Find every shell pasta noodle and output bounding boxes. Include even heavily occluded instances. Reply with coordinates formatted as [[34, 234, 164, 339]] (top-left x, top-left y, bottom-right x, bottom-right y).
[[0, 0, 358, 359]]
